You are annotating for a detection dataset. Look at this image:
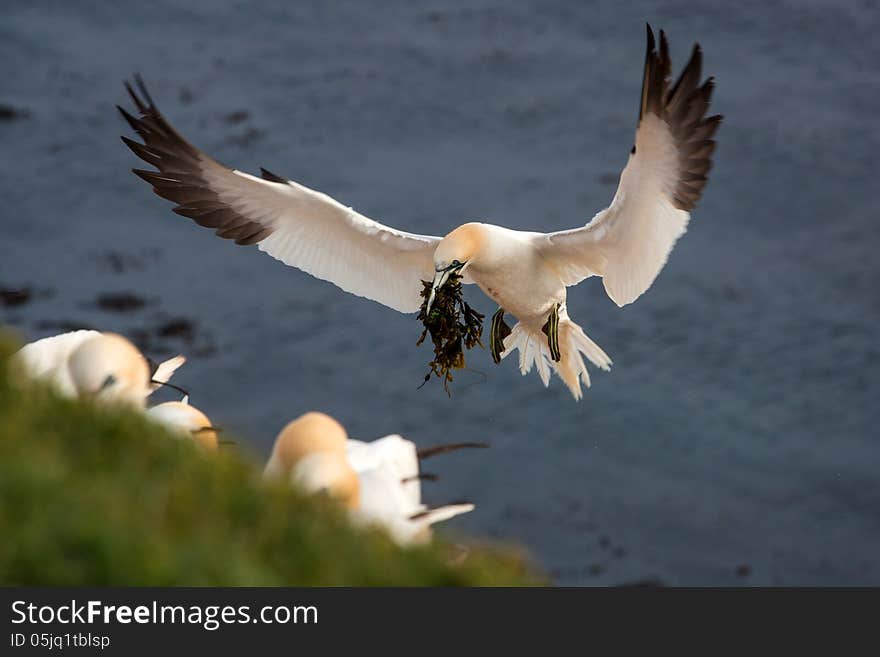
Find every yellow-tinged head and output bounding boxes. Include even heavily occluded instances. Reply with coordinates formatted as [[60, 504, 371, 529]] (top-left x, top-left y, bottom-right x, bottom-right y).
[[67, 333, 151, 407], [427, 223, 487, 312], [264, 411, 360, 508], [269, 411, 348, 471], [148, 400, 219, 450], [434, 223, 487, 270]]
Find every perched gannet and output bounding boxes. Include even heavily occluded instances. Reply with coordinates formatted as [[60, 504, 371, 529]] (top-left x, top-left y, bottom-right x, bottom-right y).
[[264, 412, 478, 544], [263, 412, 359, 509], [345, 434, 479, 544], [147, 397, 219, 450], [120, 26, 721, 399], [13, 330, 184, 407]]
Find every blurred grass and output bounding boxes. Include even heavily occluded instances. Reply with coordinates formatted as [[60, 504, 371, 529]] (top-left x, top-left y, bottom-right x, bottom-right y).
[[0, 335, 537, 586]]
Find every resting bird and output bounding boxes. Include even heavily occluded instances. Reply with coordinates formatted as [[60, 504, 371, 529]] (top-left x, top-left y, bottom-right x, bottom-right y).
[[119, 25, 720, 399], [13, 330, 184, 407], [263, 412, 480, 544], [345, 434, 482, 545], [147, 397, 220, 450]]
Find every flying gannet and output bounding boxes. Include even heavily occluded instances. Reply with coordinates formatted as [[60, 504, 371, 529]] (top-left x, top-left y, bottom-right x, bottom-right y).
[[264, 412, 480, 544], [119, 26, 720, 399], [13, 330, 184, 407]]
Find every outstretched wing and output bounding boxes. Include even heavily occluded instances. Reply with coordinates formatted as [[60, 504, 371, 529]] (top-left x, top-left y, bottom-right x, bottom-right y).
[[536, 25, 721, 306], [118, 77, 440, 313]]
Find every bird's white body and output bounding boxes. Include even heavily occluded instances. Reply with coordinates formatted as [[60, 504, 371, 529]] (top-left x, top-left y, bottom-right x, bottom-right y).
[[346, 434, 473, 544], [122, 26, 719, 400], [463, 224, 564, 323], [346, 434, 421, 508], [13, 330, 100, 396], [264, 414, 474, 545], [13, 330, 185, 407]]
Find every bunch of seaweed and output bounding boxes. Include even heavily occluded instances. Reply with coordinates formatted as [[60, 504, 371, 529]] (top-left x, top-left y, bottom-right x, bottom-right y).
[[416, 273, 484, 394]]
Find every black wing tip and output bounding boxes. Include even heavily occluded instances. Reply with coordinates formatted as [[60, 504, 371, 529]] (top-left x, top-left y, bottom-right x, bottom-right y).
[[117, 105, 134, 125], [635, 27, 721, 211], [131, 167, 156, 183], [123, 73, 155, 112], [137, 75, 156, 108], [686, 42, 704, 76], [233, 225, 273, 246], [260, 167, 288, 184], [119, 76, 280, 249], [416, 441, 490, 460], [402, 472, 439, 484], [116, 104, 143, 131], [641, 28, 710, 116]]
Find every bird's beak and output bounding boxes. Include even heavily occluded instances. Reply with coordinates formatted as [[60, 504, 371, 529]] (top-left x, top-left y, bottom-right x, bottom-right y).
[[426, 262, 466, 314], [426, 269, 452, 314]]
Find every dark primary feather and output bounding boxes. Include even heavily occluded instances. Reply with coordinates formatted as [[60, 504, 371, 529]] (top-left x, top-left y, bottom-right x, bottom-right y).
[[416, 442, 490, 460], [640, 24, 722, 211], [118, 75, 284, 246], [259, 167, 288, 184], [401, 473, 439, 483]]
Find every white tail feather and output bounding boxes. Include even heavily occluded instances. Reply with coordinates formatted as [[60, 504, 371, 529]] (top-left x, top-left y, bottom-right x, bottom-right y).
[[501, 311, 611, 400], [412, 503, 475, 528]]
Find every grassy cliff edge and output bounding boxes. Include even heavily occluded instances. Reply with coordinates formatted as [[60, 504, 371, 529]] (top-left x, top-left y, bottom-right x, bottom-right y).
[[0, 336, 536, 586]]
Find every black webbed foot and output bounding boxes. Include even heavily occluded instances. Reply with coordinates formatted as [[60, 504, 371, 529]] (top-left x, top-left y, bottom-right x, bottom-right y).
[[489, 307, 512, 364], [541, 303, 561, 362]]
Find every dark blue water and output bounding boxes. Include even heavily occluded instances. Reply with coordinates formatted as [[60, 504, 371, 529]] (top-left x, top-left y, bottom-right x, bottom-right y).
[[2, 0, 878, 585]]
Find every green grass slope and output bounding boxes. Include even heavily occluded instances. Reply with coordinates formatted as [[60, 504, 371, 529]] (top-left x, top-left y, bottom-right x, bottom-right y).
[[0, 336, 535, 586]]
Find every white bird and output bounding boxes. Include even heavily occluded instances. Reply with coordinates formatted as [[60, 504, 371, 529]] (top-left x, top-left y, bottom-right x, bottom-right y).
[[13, 330, 184, 408], [263, 412, 359, 508], [345, 434, 479, 545], [264, 412, 478, 544], [120, 25, 720, 399], [147, 396, 219, 450]]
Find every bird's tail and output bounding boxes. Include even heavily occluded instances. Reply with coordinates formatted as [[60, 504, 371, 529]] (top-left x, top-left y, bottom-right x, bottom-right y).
[[406, 503, 475, 544], [409, 502, 475, 527], [501, 308, 612, 400]]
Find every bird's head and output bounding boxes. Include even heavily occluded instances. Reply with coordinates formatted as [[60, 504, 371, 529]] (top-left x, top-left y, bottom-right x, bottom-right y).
[[147, 399, 219, 451], [67, 333, 151, 408], [264, 412, 360, 509], [270, 412, 348, 468], [427, 223, 486, 313], [291, 452, 361, 511]]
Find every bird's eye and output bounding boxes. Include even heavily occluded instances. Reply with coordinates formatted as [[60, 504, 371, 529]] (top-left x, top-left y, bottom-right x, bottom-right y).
[[452, 260, 461, 267], [100, 374, 117, 391]]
